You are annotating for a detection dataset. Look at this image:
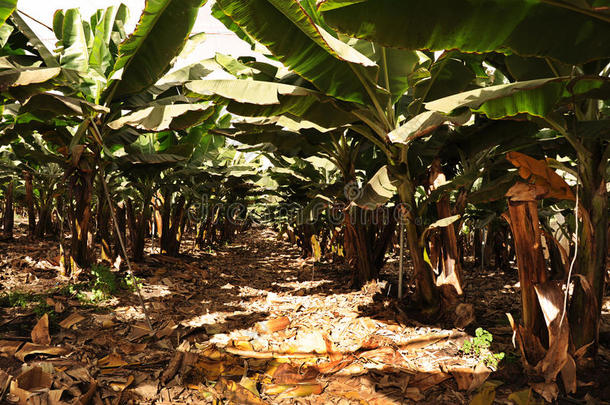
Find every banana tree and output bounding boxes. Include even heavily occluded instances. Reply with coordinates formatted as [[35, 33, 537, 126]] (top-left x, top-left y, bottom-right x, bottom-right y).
[[316, 0, 610, 364]]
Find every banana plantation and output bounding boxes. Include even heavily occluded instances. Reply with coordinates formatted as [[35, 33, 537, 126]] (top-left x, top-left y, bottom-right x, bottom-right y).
[[0, 0, 608, 404]]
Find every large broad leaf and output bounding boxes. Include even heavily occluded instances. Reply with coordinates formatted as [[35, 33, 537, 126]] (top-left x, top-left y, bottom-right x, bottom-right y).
[[107, 103, 215, 131], [186, 79, 357, 128], [425, 76, 610, 119], [220, 126, 327, 158], [21, 93, 109, 120], [318, 0, 610, 65], [186, 79, 317, 105], [10, 13, 59, 68], [213, 0, 382, 105], [88, 6, 120, 76], [352, 165, 398, 209], [0, 67, 61, 91], [53, 9, 89, 72], [388, 110, 471, 145], [227, 96, 356, 129], [109, 0, 206, 98]]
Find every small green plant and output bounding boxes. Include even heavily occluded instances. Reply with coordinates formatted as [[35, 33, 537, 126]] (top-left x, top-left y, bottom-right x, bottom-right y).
[[121, 274, 143, 292], [461, 328, 505, 369], [0, 291, 36, 308], [90, 264, 118, 296]]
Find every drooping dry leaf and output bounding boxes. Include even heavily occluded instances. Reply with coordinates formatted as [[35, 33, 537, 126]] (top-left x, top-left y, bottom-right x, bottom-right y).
[[58, 312, 85, 329], [14, 343, 70, 362], [31, 313, 51, 345], [560, 354, 577, 394], [506, 152, 574, 200], [533, 281, 569, 383]]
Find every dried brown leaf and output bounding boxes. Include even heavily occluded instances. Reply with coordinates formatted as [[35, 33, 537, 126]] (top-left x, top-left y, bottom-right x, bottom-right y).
[[58, 312, 85, 329], [272, 363, 319, 384], [31, 313, 51, 345], [14, 343, 70, 362], [98, 353, 128, 369], [409, 371, 451, 391]]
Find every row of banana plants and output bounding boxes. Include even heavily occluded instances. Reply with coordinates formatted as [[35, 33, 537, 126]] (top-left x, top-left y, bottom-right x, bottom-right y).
[[0, 1, 266, 269]]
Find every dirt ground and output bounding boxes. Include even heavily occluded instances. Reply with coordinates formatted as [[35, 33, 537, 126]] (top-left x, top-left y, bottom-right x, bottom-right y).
[[1, 223, 609, 404]]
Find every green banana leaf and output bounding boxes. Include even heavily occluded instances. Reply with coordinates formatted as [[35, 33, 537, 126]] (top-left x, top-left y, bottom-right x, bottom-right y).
[[425, 76, 610, 119], [213, 0, 384, 105], [319, 0, 610, 65], [107, 103, 215, 132], [109, 0, 206, 98]]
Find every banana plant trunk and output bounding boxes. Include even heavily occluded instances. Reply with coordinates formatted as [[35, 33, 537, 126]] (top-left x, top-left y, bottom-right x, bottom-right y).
[[428, 159, 464, 295], [70, 170, 94, 268], [398, 176, 439, 313], [96, 192, 112, 263], [2, 180, 14, 239], [344, 206, 396, 287], [160, 193, 187, 256], [569, 144, 608, 355], [127, 194, 152, 262], [35, 192, 52, 238], [504, 183, 548, 340], [24, 171, 36, 237]]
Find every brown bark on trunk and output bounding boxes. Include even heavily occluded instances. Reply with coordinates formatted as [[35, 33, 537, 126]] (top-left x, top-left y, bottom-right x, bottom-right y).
[[428, 159, 464, 295], [127, 197, 151, 262], [161, 194, 186, 256], [70, 170, 94, 268], [24, 171, 36, 237], [2, 180, 14, 239], [505, 183, 548, 338]]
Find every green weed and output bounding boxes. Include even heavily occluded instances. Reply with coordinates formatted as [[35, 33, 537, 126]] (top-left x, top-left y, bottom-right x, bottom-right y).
[[460, 328, 505, 369]]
